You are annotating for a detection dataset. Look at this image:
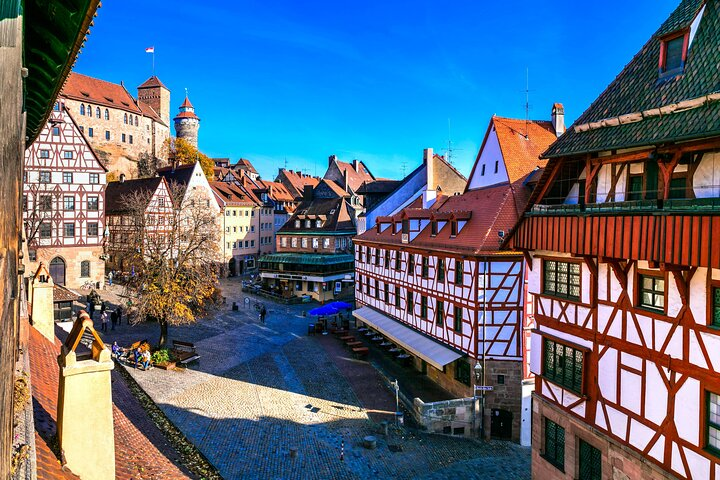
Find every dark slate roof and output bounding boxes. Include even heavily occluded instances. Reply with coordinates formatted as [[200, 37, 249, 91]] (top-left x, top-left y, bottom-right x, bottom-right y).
[[279, 197, 356, 234], [356, 180, 401, 194], [105, 177, 163, 215], [157, 164, 196, 196], [544, 0, 719, 158]]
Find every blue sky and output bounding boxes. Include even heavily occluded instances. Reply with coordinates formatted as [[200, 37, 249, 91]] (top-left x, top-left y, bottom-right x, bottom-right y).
[[75, 1, 679, 180]]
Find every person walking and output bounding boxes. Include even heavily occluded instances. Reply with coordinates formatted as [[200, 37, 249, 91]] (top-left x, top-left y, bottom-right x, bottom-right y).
[[110, 309, 118, 330], [259, 305, 267, 324], [116, 305, 123, 326], [108, 271, 113, 286], [100, 301, 106, 315], [100, 310, 108, 332]]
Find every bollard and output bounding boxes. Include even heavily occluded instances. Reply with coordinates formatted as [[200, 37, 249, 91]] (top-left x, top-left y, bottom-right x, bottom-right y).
[[381, 420, 389, 436]]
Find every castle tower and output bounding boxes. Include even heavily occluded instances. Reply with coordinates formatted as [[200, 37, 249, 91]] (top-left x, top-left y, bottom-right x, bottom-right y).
[[174, 95, 200, 148], [137, 76, 171, 125]]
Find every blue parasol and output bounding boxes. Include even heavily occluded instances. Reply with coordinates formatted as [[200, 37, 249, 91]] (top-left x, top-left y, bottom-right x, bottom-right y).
[[308, 305, 340, 316], [328, 301, 352, 310]]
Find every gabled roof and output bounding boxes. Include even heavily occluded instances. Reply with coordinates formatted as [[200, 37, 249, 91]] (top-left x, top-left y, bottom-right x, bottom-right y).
[[234, 158, 258, 173], [105, 177, 165, 215], [209, 181, 259, 207], [254, 179, 295, 203], [137, 75, 168, 90], [332, 159, 376, 192], [280, 197, 356, 234], [544, 0, 719, 158], [276, 169, 321, 199], [61, 72, 142, 114], [356, 179, 402, 195], [157, 163, 197, 194], [137, 100, 166, 126], [321, 178, 350, 198], [356, 178, 530, 255]]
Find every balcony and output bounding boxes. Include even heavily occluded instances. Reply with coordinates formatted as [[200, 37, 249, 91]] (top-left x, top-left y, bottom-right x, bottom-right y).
[[528, 197, 720, 216]]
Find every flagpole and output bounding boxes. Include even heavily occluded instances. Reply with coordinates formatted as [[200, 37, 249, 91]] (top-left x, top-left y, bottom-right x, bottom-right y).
[[152, 50, 155, 74]]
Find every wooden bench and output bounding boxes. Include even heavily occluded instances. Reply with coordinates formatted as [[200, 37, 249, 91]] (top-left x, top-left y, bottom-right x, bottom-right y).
[[172, 340, 200, 365], [346, 341, 363, 348], [352, 347, 369, 358], [339, 335, 355, 342], [333, 329, 349, 336]]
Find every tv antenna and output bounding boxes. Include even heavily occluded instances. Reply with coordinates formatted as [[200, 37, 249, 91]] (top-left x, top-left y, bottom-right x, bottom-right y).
[[446, 118, 462, 165], [523, 68, 533, 138]]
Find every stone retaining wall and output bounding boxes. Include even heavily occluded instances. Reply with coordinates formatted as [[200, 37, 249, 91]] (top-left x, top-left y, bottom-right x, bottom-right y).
[[413, 396, 477, 438]]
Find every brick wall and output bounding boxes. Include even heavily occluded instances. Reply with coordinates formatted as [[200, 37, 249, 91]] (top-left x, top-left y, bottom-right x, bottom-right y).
[[27, 246, 104, 289], [532, 394, 676, 480]]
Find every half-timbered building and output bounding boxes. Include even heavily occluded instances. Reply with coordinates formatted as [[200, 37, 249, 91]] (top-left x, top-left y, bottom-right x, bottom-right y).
[[104, 176, 174, 274], [23, 100, 107, 288], [354, 112, 560, 444], [507, 1, 720, 478]]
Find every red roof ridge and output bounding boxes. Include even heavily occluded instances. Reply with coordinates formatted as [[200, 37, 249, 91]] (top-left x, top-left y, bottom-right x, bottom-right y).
[[137, 75, 168, 90]]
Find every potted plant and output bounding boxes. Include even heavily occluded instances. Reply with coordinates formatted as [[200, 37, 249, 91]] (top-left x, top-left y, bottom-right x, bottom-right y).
[[151, 348, 176, 370]]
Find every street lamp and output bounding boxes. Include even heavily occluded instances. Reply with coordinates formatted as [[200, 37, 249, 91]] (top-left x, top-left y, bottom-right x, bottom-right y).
[[474, 360, 485, 440]]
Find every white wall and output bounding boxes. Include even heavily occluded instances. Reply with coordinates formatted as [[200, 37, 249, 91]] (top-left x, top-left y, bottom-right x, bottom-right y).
[[467, 127, 509, 190]]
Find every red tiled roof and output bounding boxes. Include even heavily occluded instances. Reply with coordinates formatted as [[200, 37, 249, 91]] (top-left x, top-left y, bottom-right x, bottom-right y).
[[333, 160, 375, 192], [489, 117, 555, 184], [174, 111, 199, 120], [322, 178, 349, 198], [234, 158, 258, 173], [137, 76, 168, 90], [276, 169, 320, 198], [179, 96, 194, 109], [210, 181, 260, 206], [28, 327, 189, 479], [356, 181, 529, 255], [53, 285, 79, 303], [61, 72, 141, 114]]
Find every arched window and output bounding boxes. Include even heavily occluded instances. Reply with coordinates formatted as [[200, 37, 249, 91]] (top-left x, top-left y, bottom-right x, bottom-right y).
[[135, 116, 139, 127], [49, 257, 66, 286], [104, 109, 109, 120], [86, 104, 92, 116], [124, 113, 128, 124], [80, 260, 90, 278], [80, 104, 85, 115], [96, 107, 101, 118]]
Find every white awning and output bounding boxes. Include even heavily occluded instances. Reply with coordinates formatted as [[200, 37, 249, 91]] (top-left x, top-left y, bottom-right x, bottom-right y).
[[352, 306, 463, 370]]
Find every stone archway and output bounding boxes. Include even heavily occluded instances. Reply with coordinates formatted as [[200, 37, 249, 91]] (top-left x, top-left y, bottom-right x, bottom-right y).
[[228, 258, 237, 277]]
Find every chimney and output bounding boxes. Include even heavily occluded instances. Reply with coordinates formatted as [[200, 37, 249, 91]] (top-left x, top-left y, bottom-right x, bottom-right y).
[[352, 159, 359, 172], [303, 184, 313, 201], [551, 103, 565, 137], [343, 168, 349, 193], [29, 263, 55, 342], [119, 173, 126, 183], [422, 148, 436, 208], [328, 154, 337, 166]]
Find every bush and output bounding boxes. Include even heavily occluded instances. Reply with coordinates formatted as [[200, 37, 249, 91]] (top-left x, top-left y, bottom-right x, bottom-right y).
[[151, 349, 170, 364]]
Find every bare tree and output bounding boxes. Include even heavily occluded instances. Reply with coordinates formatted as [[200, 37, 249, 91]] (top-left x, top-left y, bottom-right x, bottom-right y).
[[115, 182, 221, 347], [23, 185, 54, 247]]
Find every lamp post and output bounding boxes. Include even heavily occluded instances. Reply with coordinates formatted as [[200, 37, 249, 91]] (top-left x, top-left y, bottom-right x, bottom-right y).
[[474, 360, 484, 439]]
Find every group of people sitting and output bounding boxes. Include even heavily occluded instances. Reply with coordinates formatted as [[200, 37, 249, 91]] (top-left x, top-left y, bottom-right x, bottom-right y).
[[111, 342, 152, 370]]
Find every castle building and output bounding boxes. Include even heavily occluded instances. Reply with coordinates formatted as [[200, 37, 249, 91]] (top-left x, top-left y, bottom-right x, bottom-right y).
[[174, 95, 200, 148], [23, 100, 107, 289], [59, 73, 170, 177], [507, 1, 720, 478], [353, 111, 560, 444]]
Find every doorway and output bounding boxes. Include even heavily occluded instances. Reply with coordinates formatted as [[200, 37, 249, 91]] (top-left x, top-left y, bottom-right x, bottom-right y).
[[228, 258, 236, 277], [490, 408, 513, 440], [49, 257, 66, 286]]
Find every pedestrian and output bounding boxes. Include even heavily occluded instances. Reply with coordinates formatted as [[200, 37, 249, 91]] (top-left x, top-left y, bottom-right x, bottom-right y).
[[100, 310, 108, 332], [108, 271, 113, 286], [100, 301, 106, 315], [259, 305, 267, 324], [116, 305, 123, 326], [111, 309, 117, 330]]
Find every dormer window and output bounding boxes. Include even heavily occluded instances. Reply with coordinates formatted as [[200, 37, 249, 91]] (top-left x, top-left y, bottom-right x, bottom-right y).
[[295, 220, 300, 228], [659, 30, 688, 77], [430, 221, 438, 236], [450, 221, 458, 237]]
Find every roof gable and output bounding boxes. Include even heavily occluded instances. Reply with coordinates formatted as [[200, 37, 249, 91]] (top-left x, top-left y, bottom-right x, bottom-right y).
[[61, 72, 142, 114], [545, 0, 719, 158]]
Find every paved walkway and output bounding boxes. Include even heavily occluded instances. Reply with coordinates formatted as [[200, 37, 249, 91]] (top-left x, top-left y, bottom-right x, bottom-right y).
[[90, 279, 530, 480]]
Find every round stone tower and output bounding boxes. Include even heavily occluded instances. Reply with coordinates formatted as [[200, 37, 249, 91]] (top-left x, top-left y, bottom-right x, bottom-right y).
[[173, 95, 200, 148]]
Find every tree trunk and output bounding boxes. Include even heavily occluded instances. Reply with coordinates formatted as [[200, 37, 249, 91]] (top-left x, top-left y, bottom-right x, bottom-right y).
[[158, 319, 168, 349]]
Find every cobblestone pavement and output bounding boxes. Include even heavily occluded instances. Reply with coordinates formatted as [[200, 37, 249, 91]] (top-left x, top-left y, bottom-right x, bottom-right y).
[[91, 279, 530, 480]]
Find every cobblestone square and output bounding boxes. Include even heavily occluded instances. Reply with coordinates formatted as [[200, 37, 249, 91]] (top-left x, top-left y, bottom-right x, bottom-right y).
[[101, 280, 530, 479]]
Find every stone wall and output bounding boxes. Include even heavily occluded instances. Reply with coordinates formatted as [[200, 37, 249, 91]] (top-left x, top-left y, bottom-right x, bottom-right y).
[[413, 396, 477, 438], [26, 246, 104, 289], [62, 98, 169, 178], [532, 394, 675, 480]]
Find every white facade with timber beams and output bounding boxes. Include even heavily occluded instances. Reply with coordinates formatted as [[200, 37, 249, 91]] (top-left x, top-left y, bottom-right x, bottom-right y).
[[354, 113, 560, 444], [507, 2, 720, 479]]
